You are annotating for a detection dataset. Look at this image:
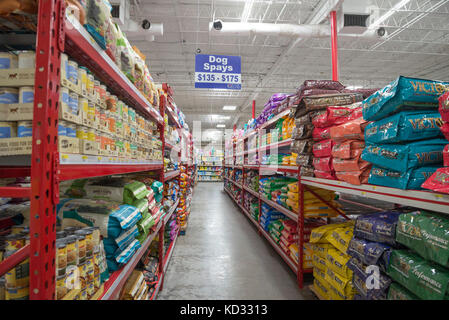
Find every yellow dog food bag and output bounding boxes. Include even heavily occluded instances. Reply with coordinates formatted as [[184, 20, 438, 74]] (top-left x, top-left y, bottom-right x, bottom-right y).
[[310, 221, 354, 244], [313, 278, 330, 300], [312, 254, 327, 271], [312, 243, 334, 259], [325, 248, 353, 279], [287, 191, 298, 202], [304, 189, 335, 202], [325, 267, 355, 299], [287, 183, 298, 193], [326, 226, 354, 254]]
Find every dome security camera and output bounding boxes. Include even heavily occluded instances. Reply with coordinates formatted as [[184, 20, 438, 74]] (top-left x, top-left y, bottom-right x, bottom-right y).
[[377, 27, 386, 37], [213, 20, 223, 31], [142, 19, 151, 30], [196, 48, 201, 54]]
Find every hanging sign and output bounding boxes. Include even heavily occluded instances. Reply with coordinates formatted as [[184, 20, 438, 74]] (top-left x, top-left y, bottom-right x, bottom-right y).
[[195, 54, 241, 90]]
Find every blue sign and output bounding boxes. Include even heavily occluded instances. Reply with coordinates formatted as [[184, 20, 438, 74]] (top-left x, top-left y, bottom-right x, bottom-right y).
[[195, 54, 241, 90]]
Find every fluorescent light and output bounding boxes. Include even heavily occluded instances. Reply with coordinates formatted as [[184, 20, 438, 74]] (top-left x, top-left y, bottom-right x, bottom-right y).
[[369, 0, 411, 29], [223, 105, 237, 111], [241, 0, 255, 23], [217, 124, 226, 128], [210, 115, 231, 122], [346, 85, 363, 90]]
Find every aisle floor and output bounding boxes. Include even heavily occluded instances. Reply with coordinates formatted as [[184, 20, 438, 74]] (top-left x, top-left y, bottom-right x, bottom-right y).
[[158, 182, 315, 300]]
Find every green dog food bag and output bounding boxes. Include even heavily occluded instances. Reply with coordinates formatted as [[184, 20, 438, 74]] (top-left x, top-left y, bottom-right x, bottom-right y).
[[387, 282, 420, 300]]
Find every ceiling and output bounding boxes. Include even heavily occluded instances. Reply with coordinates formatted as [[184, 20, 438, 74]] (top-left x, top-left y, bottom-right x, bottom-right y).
[[127, 0, 449, 133]]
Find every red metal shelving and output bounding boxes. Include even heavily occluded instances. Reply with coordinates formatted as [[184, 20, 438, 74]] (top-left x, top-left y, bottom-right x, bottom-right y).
[[259, 194, 298, 222], [0, 187, 31, 198], [164, 170, 180, 181], [59, 164, 163, 181]]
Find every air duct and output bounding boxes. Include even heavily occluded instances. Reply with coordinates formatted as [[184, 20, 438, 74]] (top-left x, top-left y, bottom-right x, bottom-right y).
[[209, 21, 386, 39]]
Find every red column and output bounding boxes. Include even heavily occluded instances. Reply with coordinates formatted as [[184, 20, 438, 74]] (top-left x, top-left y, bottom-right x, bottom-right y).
[[252, 100, 256, 119], [330, 11, 339, 81]]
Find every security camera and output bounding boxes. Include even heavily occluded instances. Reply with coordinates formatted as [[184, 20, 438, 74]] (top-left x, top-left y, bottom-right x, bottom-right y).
[[142, 19, 151, 30], [196, 48, 201, 54], [377, 27, 386, 37], [213, 20, 223, 31]]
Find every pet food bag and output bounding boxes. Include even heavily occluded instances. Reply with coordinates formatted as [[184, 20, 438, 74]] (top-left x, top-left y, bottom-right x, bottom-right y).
[[312, 104, 362, 128], [351, 267, 391, 300], [292, 124, 313, 140], [439, 91, 449, 122], [421, 167, 449, 193], [103, 224, 139, 255], [313, 277, 330, 300], [362, 138, 447, 172], [396, 211, 449, 268], [364, 111, 443, 144], [444, 145, 449, 167], [312, 127, 331, 142], [313, 139, 334, 158], [84, 0, 112, 49], [325, 267, 356, 300], [314, 170, 337, 181], [291, 139, 313, 154], [326, 248, 353, 279], [330, 118, 367, 142], [313, 156, 333, 172], [369, 166, 439, 190], [347, 237, 392, 273], [335, 169, 370, 186], [326, 226, 354, 254], [387, 249, 449, 300], [57, 199, 142, 238], [387, 282, 420, 300], [303, 93, 364, 112], [362, 76, 449, 122], [310, 221, 355, 244], [354, 212, 401, 245], [332, 140, 365, 159], [333, 156, 371, 172]]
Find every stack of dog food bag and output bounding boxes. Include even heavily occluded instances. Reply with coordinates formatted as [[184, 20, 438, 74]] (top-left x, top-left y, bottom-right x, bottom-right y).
[[362, 76, 448, 190], [178, 166, 189, 234], [291, 80, 365, 178], [422, 92, 449, 193], [259, 203, 286, 233], [310, 220, 356, 300], [387, 210, 449, 300], [328, 105, 371, 185], [347, 212, 402, 300]]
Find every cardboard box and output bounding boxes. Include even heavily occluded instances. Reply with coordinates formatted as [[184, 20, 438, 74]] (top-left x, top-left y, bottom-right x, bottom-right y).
[[0, 68, 35, 86], [58, 136, 80, 154], [0, 137, 32, 155], [79, 140, 99, 155], [59, 96, 82, 125], [0, 103, 33, 121]]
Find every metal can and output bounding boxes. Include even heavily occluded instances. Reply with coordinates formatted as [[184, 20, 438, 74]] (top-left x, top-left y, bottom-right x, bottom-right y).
[[67, 60, 78, 84], [87, 102, 95, 122], [18, 51, 35, 69], [69, 92, 79, 115], [0, 52, 18, 69], [66, 123, 77, 138], [78, 67, 87, 93], [79, 97, 89, 118], [78, 262, 87, 290], [87, 74, 95, 96], [87, 128, 96, 142], [94, 272, 100, 289], [5, 234, 26, 251], [76, 125, 87, 140], [56, 274, 68, 300], [65, 235, 77, 267], [4, 253, 29, 288], [19, 86, 34, 103], [58, 120, 68, 137], [55, 238, 67, 277], [17, 121, 33, 138], [87, 280, 95, 298], [5, 286, 29, 300], [74, 232, 86, 264], [80, 287, 87, 300]]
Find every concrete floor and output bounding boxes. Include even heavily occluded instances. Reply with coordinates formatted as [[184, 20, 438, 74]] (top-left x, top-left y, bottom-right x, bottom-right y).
[[158, 182, 315, 300]]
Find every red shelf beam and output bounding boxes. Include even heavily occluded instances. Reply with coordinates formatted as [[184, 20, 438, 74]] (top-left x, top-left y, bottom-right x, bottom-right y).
[[164, 170, 180, 181], [0, 187, 31, 198], [0, 245, 30, 278], [59, 164, 163, 181]]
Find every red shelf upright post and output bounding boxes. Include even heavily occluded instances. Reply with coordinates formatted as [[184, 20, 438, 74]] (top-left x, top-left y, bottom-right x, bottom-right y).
[[29, 0, 64, 300], [297, 169, 305, 289], [330, 10, 339, 81]]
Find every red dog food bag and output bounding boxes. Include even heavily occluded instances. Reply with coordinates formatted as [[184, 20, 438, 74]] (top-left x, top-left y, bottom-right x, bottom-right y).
[[314, 170, 337, 180], [313, 156, 333, 172], [330, 118, 368, 142], [313, 127, 331, 142], [313, 139, 334, 158], [444, 145, 449, 167], [333, 156, 371, 172], [439, 92, 449, 122], [332, 140, 366, 159], [421, 167, 449, 194], [335, 167, 371, 186]]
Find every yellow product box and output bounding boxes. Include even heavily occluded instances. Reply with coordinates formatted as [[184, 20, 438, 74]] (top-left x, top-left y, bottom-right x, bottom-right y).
[[312, 254, 327, 272], [326, 227, 354, 254], [325, 248, 353, 279], [310, 221, 354, 244], [312, 243, 334, 259], [325, 267, 355, 299]]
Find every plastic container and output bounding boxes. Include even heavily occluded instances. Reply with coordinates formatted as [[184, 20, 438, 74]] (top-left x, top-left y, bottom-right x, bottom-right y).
[[78, 67, 87, 93], [17, 121, 33, 137], [69, 92, 79, 115], [67, 60, 78, 84], [55, 238, 67, 277], [65, 235, 78, 267], [0, 88, 19, 104], [0, 122, 17, 138], [0, 52, 18, 69], [75, 233, 86, 264], [56, 275, 68, 300], [19, 87, 34, 103], [87, 128, 95, 142], [76, 125, 87, 140], [60, 87, 70, 106], [18, 51, 35, 69], [87, 74, 95, 96]]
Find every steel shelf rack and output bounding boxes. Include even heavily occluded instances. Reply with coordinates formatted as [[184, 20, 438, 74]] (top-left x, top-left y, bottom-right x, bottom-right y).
[[0, 1, 190, 300]]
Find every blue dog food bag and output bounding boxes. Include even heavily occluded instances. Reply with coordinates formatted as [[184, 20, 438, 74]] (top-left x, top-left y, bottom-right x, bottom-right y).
[[347, 237, 392, 272], [362, 138, 447, 172], [354, 211, 402, 245], [363, 76, 449, 121], [364, 111, 443, 144], [368, 166, 439, 190]]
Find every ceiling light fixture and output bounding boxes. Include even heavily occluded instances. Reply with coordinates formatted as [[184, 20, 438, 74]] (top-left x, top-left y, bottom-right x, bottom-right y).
[[217, 124, 226, 128], [346, 85, 363, 90], [241, 0, 255, 23], [369, 0, 411, 30], [223, 105, 237, 111]]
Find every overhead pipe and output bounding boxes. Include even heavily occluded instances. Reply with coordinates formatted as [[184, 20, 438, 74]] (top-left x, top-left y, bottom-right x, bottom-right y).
[[330, 11, 339, 81], [209, 21, 385, 40]]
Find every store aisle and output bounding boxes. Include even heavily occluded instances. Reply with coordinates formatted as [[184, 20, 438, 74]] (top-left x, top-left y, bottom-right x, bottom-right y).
[[158, 182, 315, 300]]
